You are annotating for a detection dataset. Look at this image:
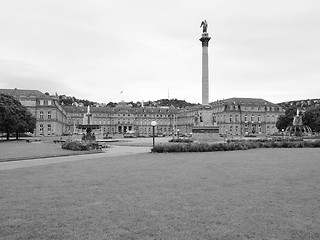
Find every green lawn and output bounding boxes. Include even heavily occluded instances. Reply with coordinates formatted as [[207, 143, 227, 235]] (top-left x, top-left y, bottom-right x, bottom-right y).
[[1, 148, 320, 239], [0, 140, 100, 161]]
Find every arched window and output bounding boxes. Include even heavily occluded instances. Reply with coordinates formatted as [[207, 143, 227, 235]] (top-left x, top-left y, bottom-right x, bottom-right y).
[[40, 124, 44, 132]]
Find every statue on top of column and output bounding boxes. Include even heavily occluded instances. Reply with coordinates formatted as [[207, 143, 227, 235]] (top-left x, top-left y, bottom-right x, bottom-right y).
[[200, 20, 208, 33]]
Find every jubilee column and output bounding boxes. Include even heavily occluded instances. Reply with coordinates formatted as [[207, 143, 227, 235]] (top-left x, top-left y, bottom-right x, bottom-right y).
[[199, 20, 211, 105]]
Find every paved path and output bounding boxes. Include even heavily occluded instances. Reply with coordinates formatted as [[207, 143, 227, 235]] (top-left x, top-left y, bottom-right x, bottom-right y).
[[0, 146, 151, 171]]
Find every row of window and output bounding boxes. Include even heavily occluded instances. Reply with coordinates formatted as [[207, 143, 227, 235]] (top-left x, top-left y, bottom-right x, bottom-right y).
[[213, 105, 279, 112], [215, 114, 277, 123], [68, 118, 173, 126], [39, 124, 53, 132], [222, 124, 276, 135], [39, 100, 52, 106], [39, 111, 51, 119]]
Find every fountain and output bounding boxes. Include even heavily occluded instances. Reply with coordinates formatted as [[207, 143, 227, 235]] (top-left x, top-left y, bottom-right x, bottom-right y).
[[77, 106, 100, 141], [285, 109, 312, 137]]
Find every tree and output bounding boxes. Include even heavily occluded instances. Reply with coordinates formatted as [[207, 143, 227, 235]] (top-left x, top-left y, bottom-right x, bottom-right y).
[[276, 106, 297, 131], [0, 94, 36, 140], [106, 102, 118, 108], [303, 106, 320, 132]]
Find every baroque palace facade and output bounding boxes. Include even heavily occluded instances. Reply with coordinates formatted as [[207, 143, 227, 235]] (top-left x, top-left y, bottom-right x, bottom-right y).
[[177, 98, 284, 136], [1, 89, 284, 137], [0, 89, 67, 136], [64, 104, 178, 136]]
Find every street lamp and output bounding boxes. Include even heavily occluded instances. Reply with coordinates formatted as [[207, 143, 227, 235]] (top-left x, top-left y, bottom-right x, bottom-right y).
[[151, 121, 157, 147], [177, 129, 180, 139], [225, 129, 228, 142]]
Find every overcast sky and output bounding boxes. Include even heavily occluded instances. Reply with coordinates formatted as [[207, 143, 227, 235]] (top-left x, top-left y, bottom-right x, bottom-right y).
[[0, 0, 319, 104]]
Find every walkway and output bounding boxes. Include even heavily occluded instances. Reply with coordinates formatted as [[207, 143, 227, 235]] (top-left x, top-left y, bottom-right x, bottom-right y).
[[0, 145, 151, 171]]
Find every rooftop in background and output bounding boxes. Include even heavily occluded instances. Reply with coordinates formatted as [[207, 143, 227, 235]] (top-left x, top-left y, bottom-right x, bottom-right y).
[[63, 105, 179, 114], [0, 88, 57, 99], [210, 97, 281, 108]]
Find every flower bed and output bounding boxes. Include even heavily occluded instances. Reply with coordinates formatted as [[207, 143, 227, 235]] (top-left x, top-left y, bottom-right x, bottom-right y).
[[169, 138, 193, 143], [151, 140, 320, 153], [62, 140, 100, 151]]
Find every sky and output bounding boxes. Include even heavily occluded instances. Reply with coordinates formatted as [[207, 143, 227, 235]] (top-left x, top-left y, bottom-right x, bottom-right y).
[[0, 0, 319, 104]]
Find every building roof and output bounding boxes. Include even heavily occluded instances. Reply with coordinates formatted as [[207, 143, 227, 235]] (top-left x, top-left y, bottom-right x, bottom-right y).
[[211, 97, 280, 108], [0, 88, 56, 99], [63, 105, 178, 115]]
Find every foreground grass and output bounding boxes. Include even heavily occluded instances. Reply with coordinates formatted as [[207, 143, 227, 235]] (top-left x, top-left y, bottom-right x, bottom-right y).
[[0, 141, 101, 161], [1, 148, 320, 239]]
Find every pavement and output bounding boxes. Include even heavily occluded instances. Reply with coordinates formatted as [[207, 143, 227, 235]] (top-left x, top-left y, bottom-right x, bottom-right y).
[[0, 145, 152, 171]]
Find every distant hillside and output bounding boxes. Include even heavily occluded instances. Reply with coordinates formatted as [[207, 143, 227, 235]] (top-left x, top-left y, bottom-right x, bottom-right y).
[[278, 98, 320, 110], [58, 95, 198, 109]]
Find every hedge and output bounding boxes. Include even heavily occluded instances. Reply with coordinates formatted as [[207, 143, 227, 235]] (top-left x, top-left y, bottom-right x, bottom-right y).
[[151, 140, 320, 153]]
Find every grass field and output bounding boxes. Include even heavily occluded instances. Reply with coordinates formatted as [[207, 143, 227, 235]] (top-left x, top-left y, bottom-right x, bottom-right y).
[[1, 148, 320, 239], [0, 140, 101, 161]]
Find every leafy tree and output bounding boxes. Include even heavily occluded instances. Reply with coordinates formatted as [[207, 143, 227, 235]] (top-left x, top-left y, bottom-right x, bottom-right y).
[[276, 106, 297, 131], [106, 102, 118, 107], [303, 106, 320, 132], [0, 94, 36, 140]]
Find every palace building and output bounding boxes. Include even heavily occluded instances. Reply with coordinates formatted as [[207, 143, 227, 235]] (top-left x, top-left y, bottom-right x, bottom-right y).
[[64, 104, 178, 137], [0, 89, 68, 136], [176, 98, 284, 136], [0, 89, 178, 137], [1, 89, 284, 137], [211, 98, 284, 136]]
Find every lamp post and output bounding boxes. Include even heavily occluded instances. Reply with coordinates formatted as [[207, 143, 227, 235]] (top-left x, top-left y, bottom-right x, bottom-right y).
[[151, 121, 157, 147], [177, 129, 180, 139], [225, 129, 228, 142]]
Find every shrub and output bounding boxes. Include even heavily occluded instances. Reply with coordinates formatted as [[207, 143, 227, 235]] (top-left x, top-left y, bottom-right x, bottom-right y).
[[62, 140, 99, 151]]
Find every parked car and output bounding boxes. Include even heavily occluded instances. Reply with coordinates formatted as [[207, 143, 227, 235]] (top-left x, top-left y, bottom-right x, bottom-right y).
[[124, 131, 138, 138]]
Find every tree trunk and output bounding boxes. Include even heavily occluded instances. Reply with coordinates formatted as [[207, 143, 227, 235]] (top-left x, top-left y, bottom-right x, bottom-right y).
[[6, 132, 9, 141], [15, 131, 19, 140]]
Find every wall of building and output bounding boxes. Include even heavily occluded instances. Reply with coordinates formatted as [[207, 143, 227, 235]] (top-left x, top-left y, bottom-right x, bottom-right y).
[[64, 106, 178, 137]]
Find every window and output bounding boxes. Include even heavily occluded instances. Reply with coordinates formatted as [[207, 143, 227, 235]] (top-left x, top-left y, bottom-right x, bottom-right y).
[[229, 115, 233, 122], [235, 115, 238, 122], [48, 124, 52, 131], [40, 111, 44, 119], [48, 111, 51, 119], [258, 115, 261, 122], [48, 100, 52, 105], [244, 114, 248, 122], [251, 115, 255, 122], [40, 124, 44, 132], [40, 100, 44, 105]]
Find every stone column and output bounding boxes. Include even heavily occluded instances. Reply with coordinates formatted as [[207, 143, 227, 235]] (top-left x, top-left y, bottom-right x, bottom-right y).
[[200, 33, 211, 105]]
